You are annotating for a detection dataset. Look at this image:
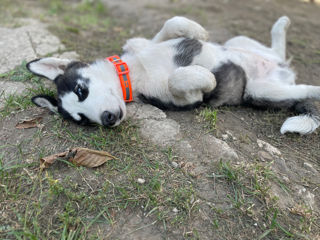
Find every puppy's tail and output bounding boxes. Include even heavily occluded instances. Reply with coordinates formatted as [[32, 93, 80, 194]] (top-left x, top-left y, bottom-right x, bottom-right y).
[[281, 100, 320, 134]]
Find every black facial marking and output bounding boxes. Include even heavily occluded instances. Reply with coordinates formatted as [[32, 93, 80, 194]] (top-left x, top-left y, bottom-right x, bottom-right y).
[[204, 62, 247, 107], [54, 61, 89, 98], [57, 103, 91, 125], [138, 94, 202, 111], [244, 96, 320, 119], [77, 113, 91, 125], [174, 38, 202, 66], [57, 103, 73, 120], [74, 84, 89, 102], [119, 108, 123, 120]]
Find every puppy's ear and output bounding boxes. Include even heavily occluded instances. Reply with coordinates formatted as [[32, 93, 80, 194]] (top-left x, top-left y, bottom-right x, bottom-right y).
[[26, 58, 72, 80], [32, 95, 58, 113]]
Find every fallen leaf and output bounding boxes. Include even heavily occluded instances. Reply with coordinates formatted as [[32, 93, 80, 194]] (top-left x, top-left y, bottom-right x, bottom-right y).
[[69, 147, 115, 168], [16, 117, 43, 129], [113, 26, 124, 32], [289, 204, 312, 218], [40, 151, 68, 169], [40, 147, 115, 169]]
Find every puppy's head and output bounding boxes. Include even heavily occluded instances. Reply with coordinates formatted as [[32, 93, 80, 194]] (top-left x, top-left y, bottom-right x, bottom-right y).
[[27, 58, 126, 127]]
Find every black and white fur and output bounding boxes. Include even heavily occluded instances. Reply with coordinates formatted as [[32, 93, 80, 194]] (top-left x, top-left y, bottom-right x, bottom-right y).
[[27, 16, 320, 134]]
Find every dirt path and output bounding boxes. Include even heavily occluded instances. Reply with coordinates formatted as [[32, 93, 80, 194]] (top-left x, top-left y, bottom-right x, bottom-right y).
[[1, 0, 320, 239]]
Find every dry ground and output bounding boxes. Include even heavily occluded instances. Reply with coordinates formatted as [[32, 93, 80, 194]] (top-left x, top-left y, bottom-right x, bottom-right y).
[[1, 0, 320, 239]]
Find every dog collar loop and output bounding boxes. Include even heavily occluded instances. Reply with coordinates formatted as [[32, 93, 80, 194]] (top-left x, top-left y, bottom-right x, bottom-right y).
[[106, 55, 133, 102]]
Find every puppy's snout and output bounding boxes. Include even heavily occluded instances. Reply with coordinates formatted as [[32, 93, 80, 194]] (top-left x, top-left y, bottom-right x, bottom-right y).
[[101, 111, 117, 126]]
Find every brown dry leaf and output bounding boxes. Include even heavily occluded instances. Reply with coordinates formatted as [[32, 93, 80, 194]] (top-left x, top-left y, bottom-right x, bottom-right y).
[[16, 117, 43, 129], [113, 26, 124, 32], [69, 147, 115, 167], [289, 204, 312, 218], [40, 151, 68, 169], [40, 147, 115, 169]]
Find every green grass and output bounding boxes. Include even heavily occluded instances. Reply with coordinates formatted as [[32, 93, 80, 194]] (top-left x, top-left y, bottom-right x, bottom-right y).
[[0, 85, 55, 118], [0, 60, 55, 118], [48, 0, 110, 31], [0, 115, 198, 239], [215, 160, 306, 239], [199, 107, 218, 131], [0, 61, 41, 83]]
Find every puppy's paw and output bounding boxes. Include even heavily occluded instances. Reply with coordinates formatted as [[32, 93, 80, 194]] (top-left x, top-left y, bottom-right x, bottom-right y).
[[280, 115, 319, 134], [272, 16, 291, 34], [165, 16, 209, 41]]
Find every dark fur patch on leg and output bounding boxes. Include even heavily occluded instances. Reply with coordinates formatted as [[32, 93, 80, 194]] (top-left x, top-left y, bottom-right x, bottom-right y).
[[138, 94, 202, 111], [243, 97, 298, 110], [174, 38, 202, 66], [244, 96, 320, 119], [204, 62, 247, 107], [293, 100, 320, 116]]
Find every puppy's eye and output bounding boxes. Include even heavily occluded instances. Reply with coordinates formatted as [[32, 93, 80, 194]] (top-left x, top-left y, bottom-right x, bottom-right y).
[[75, 85, 82, 96], [74, 85, 88, 102]]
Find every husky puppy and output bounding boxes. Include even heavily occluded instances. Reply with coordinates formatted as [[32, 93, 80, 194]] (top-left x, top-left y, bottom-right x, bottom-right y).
[[26, 16, 320, 134]]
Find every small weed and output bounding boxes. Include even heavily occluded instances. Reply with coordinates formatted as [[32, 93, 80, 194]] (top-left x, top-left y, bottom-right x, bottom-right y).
[[199, 107, 218, 131], [258, 209, 294, 239], [48, 0, 63, 15]]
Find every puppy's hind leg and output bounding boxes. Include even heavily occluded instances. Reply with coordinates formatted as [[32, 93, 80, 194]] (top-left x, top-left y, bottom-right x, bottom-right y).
[[271, 16, 291, 61], [245, 81, 320, 102], [280, 100, 320, 134], [168, 65, 216, 106], [245, 81, 320, 134], [152, 17, 209, 43]]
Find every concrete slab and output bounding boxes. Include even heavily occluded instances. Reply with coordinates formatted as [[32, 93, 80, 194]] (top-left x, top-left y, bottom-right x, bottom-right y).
[[0, 19, 65, 74]]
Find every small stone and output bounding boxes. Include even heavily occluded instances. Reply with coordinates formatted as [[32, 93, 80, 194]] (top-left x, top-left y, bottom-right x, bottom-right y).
[[139, 119, 180, 147], [137, 178, 145, 184], [172, 207, 179, 213], [25, 158, 33, 164], [303, 162, 317, 173], [171, 161, 179, 168], [257, 139, 281, 156], [226, 130, 237, 140], [304, 192, 315, 209], [221, 134, 229, 141], [257, 151, 273, 162], [282, 176, 290, 183], [202, 134, 239, 160], [297, 186, 306, 195]]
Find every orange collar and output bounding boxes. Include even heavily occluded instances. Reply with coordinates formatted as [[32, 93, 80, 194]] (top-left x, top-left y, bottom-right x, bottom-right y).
[[106, 55, 133, 102]]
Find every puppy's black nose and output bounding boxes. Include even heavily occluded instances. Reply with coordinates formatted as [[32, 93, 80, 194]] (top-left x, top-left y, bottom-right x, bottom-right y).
[[101, 111, 117, 126]]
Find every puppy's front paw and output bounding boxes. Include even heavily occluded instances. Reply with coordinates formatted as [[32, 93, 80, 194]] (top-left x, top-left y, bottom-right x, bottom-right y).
[[166, 16, 209, 41]]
